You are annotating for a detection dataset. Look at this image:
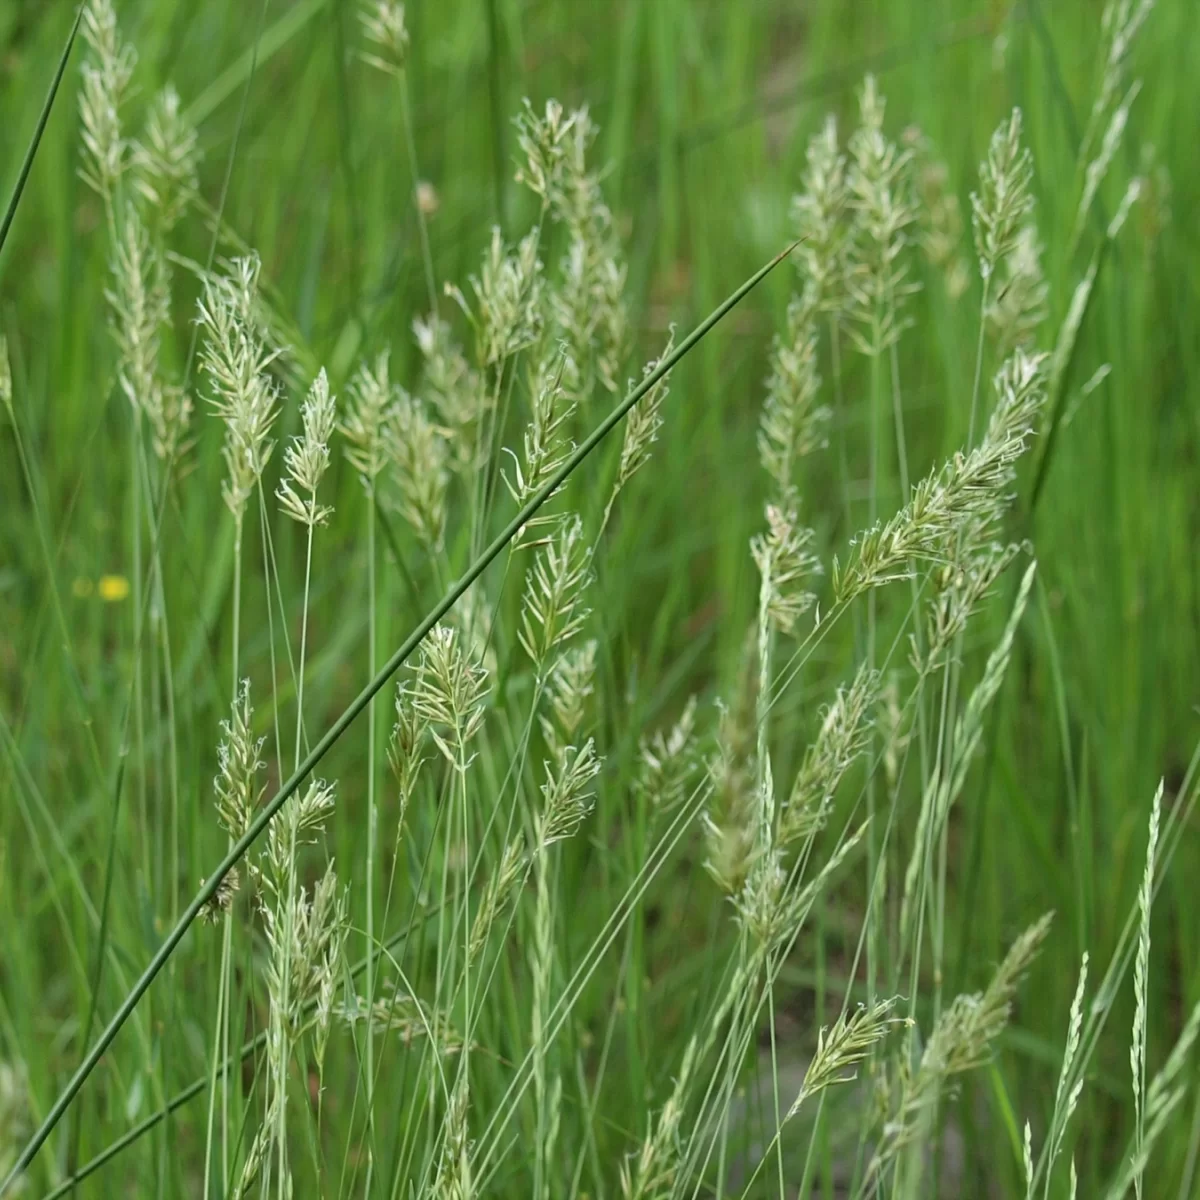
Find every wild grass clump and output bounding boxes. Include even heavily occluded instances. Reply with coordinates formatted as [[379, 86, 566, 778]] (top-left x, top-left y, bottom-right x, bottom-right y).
[[0, 1, 1195, 1198]]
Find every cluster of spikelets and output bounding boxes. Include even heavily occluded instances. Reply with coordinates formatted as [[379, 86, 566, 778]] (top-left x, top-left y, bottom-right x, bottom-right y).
[[35, 0, 1196, 1197], [622, 16, 1187, 1195]]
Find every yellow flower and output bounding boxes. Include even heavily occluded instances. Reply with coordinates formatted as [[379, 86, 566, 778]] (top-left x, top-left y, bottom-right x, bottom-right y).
[[98, 575, 130, 602]]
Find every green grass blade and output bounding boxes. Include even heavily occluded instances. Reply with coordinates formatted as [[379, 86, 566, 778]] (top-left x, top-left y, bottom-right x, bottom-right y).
[[0, 242, 794, 1195], [0, 6, 82, 258]]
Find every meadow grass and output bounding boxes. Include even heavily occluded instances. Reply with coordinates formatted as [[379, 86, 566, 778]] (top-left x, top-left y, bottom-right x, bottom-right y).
[[1, 1, 1199, 1197]]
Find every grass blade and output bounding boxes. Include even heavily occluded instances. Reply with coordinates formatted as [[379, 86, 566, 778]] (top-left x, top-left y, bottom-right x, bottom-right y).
[[0, 6, 82, 258]]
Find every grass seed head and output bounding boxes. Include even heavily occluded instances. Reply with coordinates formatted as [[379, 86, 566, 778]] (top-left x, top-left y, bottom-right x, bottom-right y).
[[971, 109, 1035, 281], [79, 0, 137, 198], [360, 1, 409, 72], [278, 368, 337, 526], [132, 85, 200, 231]]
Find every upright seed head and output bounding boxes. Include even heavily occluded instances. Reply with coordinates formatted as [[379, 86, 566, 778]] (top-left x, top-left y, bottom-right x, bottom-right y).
[[779, 664, 879, 847], [703, 639, 760, 895], [132, 85, 201, 231], [539, 740, 601, 846], [79, 0, 137, 199], [1131, 780, 1163, 1195], [413, 315, 490, 472], [540, 639, 598, 752], [514, 98, 575, 206], [197, 255, 281, 519], [845, 75, 919, 356], [971, 109, 1035, 281], [759, 301, 828, 506], [359, 1, 409, 72], [385, 390, 449, 548], [456, 227, 544, 366], [278, 368, 337, 527], [519, 514, 593, 673], [791, 115, 849, 317], [750, 504, 822, 635], [213, 679, 266, 844], [504, 348, 578, 521], [985, 222, 1048, 356], [341, 351, 397, 484], [905, 126, 970, 299], [0, 337, 13, 421], [107, 208, 191, 461], [636, 697, 699, 818], [410, 624, 490, 765], [606, 330, 675, 519]]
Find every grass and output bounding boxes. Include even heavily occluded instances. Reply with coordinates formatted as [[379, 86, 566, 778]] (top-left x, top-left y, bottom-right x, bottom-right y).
[[1, 0, 1199, 1197]]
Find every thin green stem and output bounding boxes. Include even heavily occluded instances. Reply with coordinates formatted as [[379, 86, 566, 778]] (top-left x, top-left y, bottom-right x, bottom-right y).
[[364, 487, 379, 1196], [398, 68, 437, 316]]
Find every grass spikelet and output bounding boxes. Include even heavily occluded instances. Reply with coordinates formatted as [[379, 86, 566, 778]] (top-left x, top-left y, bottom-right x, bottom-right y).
[[106, 207, 191, 461], [636, 697, 699, 818], [277, 368, 336, 527], [1044, 952, 1090, 1187], [457, 226, 544, 366], [131, 85, 200, 231], [875, 914, 1052, 1172], [342, 351, 397, 483], [907, 126, 970, 299], [388, 680, 428, 811], [791, 998, 908, 1113], [539, 740, 601, 846], [1083, 0, 1155, 166], [791, 114, 848, 315], [846, 75, 918, 356], [414, 315, 489, 472], [971, 109, 1035, 281], [433, 1074, 473, 1200], [759, 300, 828, 505], [468, 837, 526, 963], [779, 663, 879, 847], [410, 624, 489, 765], [834, 349, 1047, 602], [514, 98, 575, 207], [987, 223, 1049, 356], [504, 349, 577, 518], [359, 0, 409, 72], [703, 641, 760, 895], [197, 255, 282, 518], [78, 0, 136, 200], [539, 639, 597, 751], [385, 388, 449, 548], [212, 679, 266, 845], [735, 821, 867, 952], [603, 329, 675, 526], [534, 101, 629, 394], [750, 503, 821, 635], [1076, 80, 1142, 246], [1130, 780, 1162, 1200], [518, 514, 593, 672], [0, 337, 11, 421], [621, 1035, 699, 1200]]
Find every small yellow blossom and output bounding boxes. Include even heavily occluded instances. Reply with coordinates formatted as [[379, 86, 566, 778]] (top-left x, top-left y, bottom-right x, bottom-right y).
[[98, 575, 130, 602]]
